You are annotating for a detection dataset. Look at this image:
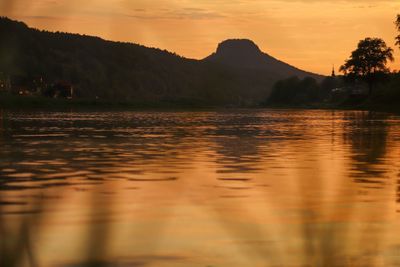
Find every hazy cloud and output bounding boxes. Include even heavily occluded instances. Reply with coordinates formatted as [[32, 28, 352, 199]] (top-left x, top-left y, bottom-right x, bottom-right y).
[[121, 7, 225, 20], [20, 15, 60, 20]]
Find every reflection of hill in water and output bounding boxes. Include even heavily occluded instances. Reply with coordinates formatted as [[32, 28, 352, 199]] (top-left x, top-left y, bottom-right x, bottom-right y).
[[212, 113, 266, 174], [1, 110, 400, 267]]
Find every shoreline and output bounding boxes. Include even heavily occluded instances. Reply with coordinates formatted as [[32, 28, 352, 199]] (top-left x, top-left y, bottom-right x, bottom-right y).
[[1, 93, 399, 114]]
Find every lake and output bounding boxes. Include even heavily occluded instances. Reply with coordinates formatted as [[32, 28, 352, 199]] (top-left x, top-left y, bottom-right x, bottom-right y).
[[1, 109, 400, 267]]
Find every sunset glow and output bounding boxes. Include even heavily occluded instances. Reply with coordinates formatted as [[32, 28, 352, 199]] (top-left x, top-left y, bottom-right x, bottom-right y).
[[2, 0, 400, 75]]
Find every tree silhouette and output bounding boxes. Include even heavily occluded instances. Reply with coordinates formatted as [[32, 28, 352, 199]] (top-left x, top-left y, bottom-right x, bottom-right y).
[[267, 76, 321, 105], [340, 38, 394, 96]]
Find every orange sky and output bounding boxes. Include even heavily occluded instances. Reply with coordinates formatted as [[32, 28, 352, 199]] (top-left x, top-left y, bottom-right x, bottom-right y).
[[2, 0, 400, 75]]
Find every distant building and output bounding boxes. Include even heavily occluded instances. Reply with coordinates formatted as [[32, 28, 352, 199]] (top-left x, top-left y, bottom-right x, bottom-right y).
[[10, 75, 33, 95], [0, 72, 11, 93], [45, 81, 74, 98], [32, 76, 47, 95]]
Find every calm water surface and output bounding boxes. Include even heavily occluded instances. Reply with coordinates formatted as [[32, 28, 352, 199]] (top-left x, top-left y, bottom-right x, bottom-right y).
[[1, 109, 400, 267]]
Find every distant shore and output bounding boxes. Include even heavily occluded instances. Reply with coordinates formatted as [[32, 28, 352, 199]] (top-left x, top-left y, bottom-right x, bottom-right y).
[[0, 93, 218, 111], [265, 102, 400, 114], [1, 93, 399, 114]]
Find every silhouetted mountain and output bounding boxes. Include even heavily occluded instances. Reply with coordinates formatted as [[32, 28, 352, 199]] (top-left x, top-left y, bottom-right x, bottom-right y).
[[0, 17, 324, 107], [205, 39, 322, 80]]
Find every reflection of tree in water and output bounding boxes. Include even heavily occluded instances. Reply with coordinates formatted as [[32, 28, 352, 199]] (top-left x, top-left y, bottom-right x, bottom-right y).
[[343, 111, 389, 183]]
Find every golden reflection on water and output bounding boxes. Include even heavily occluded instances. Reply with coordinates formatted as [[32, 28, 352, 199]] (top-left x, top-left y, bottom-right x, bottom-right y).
[[1, 110, 400, 267]]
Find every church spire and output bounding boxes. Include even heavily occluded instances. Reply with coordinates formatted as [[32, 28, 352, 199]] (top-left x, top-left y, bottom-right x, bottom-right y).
[[331, 65, 336, 77]]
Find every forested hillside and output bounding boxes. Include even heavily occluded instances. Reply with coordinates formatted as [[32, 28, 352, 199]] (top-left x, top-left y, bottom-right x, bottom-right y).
[[0, 17, 322, 106]]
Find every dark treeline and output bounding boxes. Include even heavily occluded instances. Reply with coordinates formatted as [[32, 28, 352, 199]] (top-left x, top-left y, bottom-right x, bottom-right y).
[[0, 17, 223, 106], [266, 76, 333, 105], [267, 17, 400, 110], [266, 73, 400, 109]]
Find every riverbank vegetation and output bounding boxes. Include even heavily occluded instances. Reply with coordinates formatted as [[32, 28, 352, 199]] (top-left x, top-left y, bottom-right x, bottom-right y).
[[266, 15, 400, 112], [1, 16, 399, 112], [1, 17, 318, 108]]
